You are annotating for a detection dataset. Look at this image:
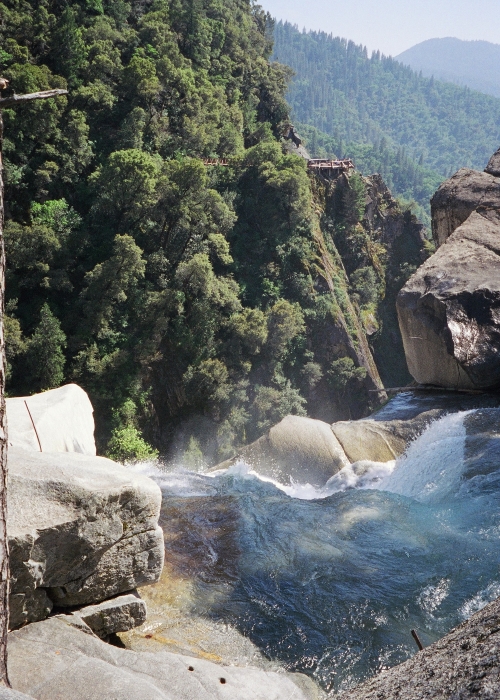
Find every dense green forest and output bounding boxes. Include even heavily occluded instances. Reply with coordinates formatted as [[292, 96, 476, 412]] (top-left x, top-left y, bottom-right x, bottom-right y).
[[0, 0, 426, 464], [273, 22, 500, 217]]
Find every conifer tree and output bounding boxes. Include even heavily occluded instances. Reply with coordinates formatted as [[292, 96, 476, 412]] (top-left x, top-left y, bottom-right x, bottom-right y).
[[25, 303, 67, 392]]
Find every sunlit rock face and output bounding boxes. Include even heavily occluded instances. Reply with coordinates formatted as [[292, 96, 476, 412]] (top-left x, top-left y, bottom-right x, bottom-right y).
[[397, 209, 500, 390], [6, 384, 96, 455], [8, 617, 318, 700], [8, 449, 164, 628]]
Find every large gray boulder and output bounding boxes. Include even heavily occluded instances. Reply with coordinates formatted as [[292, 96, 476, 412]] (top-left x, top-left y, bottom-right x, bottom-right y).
[[213, 415, 350, 486], [397, 209, 500, 390], [430, 167, 500, 247], [8, 617, 320, 700], [339, 595, 500, 700], [6, 384, 96, 455], [8, 448, 164, 629]]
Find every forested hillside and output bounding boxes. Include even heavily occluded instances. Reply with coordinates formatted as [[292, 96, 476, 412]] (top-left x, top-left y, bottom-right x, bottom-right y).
[[0, 0, 426, 464], [273, 22, 500, 216]]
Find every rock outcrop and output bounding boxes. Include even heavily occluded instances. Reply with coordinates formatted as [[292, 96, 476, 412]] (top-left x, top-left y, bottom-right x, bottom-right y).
[[214, 415, 350, 486], [6, 384, 96, 455], [7, 616, 320, 700], [8, 448, 164, 629], [331, 418, 418, 463], [485, 146, 500, 177], [213, 408, 450, 484], [61, 591, 147, 639], [430, 167, 500, 247], [397, 209, 500, 389], [339, 593, 500, 700]]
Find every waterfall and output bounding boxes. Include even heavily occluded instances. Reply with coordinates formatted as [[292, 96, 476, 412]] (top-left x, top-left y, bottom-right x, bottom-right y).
[[127, 408, 500, 694]]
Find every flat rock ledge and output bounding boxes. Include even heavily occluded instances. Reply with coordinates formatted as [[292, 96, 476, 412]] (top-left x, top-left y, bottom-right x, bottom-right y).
[[8, 617, 320, 700], [340, 595, 500, 700], [59, 591, 147, 639]]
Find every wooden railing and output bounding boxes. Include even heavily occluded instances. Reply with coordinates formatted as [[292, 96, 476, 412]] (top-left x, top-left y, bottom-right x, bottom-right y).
[[307, 158, 355, 171], [203, 157, 355, 174]]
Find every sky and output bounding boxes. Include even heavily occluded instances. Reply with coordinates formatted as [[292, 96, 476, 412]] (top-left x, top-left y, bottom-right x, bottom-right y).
[[261, 0, 500, 57]]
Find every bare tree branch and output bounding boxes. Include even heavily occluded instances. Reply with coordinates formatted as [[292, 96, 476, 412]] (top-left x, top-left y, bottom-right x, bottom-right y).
[[0, 89, 68, 108]]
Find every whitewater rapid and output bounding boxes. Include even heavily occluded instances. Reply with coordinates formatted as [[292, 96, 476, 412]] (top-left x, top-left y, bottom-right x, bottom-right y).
[[128, 409, 500, 693]]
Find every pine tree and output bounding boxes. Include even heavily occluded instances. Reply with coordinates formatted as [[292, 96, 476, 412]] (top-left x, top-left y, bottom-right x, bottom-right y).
[[26, 304, 66, 392]]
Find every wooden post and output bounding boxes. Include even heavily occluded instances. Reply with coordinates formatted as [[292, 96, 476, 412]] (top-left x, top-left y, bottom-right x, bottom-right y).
[[0, 86, 67, 686]]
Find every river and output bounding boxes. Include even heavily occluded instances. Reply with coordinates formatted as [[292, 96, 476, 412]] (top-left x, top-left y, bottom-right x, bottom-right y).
[[129, 402, 500, 694]]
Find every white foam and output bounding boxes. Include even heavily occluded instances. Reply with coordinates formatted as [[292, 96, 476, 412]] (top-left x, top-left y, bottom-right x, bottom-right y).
[[459, 581, 500, 619], [418, 578, 451, 614], [377, 411, 471, 502], [125, 411, 472, 503]]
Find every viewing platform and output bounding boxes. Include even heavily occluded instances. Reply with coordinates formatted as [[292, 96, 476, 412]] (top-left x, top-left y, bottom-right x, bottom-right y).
[[307, 158, 355, 174], [203, 157, 355, 175]]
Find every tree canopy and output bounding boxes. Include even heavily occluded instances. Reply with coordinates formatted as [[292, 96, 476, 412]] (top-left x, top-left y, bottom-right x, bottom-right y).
[[0, 1, 427, 463]]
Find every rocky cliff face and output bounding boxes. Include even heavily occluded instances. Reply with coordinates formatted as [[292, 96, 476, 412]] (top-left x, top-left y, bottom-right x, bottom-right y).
[[431, 167, 500, 247], [362, 175, 429, 387], [398, 148, 500, 390]]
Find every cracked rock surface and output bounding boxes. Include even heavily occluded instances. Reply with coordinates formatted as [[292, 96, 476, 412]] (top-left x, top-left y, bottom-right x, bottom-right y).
[[8, 448, 164, 628], [339, 595, 500, 700]]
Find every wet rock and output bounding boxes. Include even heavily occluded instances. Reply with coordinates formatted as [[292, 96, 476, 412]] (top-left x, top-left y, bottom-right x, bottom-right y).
[[60, 591, 147, 639], [8, 448, 164, 629], [397, 209, 500, 389], [339, 594, 500, 700], [331, 415, 432, 463], [8, 617, 320, 700], [213, 415, 350, 486], [430, 167, 500, 247], [463, 408, 500, 480], [485, 146, 500, 177], [370, 389, 500, 422], [6, 384, 96, 455]]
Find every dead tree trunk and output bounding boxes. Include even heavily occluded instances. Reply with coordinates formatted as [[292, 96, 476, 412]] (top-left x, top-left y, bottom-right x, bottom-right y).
[[0, 87, 67, 687], [0, 108, 8, 688]]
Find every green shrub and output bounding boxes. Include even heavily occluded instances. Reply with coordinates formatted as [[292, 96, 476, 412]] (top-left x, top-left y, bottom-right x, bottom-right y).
[[105, 426, 159, 463]]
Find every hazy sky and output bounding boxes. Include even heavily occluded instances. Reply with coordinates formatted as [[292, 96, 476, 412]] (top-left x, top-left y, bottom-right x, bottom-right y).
[[262, 0, 500, 56]]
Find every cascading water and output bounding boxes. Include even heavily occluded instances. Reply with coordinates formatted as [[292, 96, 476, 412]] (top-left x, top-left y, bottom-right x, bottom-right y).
[[129, 408, 500, 695]]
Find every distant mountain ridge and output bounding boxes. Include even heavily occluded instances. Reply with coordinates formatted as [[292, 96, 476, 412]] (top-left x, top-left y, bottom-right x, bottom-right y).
[[396, 38, 500, 98], [273, 22, 500, 217]]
